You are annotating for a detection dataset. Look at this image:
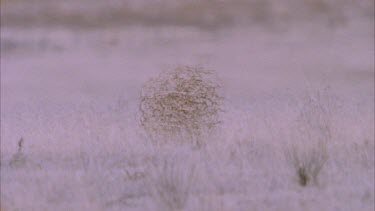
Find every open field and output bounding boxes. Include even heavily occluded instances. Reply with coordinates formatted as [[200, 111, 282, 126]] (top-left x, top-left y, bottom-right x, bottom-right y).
[[1, 1, 374, 210]]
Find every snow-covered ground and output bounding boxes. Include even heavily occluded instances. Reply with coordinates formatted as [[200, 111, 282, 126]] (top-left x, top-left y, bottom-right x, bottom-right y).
[[1, 1, 374, 210]]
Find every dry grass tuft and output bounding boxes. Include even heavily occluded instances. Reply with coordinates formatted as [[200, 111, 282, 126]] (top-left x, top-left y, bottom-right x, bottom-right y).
[[287, 140, 328, 186], [148, 155, 196, 211], [286, 88, 334, 186], [9, 138, 27, 168]]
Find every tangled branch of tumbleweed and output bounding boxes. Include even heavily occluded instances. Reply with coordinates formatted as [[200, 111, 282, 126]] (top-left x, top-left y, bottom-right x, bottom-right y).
[[140, 65, 223, 145]]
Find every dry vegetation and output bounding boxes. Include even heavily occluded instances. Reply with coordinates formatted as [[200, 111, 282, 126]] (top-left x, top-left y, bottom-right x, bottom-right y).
[[0, 1, 373, 210], [140, 66, 222, 146], [286, 89, 334, 186], [9, 138, 26, 168], [147, 153, 196, 211]]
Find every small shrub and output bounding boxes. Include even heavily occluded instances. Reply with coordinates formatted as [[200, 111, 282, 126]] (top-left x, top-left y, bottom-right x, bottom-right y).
[[286, 141, 328, 186], [286, 89, 334, 186], [139, 65, 222, 145], [9, 138, 27, 168]]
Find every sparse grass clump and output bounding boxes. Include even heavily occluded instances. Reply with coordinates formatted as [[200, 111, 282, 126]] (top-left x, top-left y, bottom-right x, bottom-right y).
[[148, 155, 195, 211], [9, 138, 27, 168], [286, 89, 334, 186], [140, 65, 222, 145], [287, 141, 328, 186]]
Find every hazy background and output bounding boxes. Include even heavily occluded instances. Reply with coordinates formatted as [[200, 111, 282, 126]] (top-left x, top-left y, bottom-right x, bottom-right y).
[[1, 0, 373, 106]]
